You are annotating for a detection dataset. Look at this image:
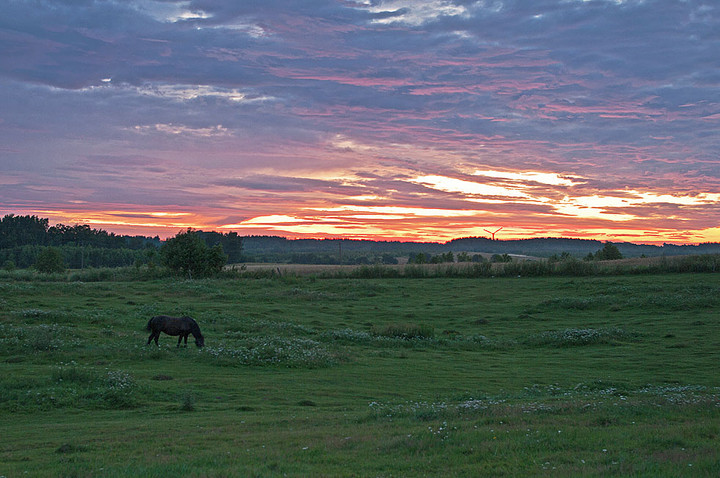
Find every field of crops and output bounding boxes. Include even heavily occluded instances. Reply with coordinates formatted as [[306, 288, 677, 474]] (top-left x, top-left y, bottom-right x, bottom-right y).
[[1, 273, 719, 476]]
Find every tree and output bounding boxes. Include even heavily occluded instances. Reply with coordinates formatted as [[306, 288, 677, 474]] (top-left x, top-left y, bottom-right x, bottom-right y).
[[409, 252, 428, 264], [0, 215, 49, 248], [34, 247, 65, 273], [456, 252, 471, 262], [491, 253, 512, 263], [161, 229, 227, 277], [594, 242, 623, 261]]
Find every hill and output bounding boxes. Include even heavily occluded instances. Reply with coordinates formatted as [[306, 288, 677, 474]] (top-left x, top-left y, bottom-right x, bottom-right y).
[[241, 235, 720, 262]]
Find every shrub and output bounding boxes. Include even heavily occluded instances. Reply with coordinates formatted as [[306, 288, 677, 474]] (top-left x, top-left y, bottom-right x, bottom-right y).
[[34, 247, 65, 273]]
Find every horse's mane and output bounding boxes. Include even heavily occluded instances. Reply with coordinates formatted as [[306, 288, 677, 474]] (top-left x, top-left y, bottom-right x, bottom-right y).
[[186, 316, 203, 337]]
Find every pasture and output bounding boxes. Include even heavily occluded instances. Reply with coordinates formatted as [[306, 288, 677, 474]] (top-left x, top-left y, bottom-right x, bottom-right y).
[[1, 273, 719, 476]]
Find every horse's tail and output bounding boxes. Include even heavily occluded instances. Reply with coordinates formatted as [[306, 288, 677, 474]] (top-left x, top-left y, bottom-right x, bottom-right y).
[[146, 317, 156, 331]]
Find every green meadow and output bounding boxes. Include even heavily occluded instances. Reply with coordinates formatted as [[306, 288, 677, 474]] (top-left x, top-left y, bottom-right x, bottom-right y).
[[1, 272, 719, 476]]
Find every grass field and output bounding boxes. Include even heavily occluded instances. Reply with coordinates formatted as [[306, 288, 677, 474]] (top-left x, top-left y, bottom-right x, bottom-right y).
[[1, 273, 719, 476]]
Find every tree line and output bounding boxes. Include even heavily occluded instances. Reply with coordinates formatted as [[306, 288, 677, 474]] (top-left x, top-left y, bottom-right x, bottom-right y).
[[0, 215, 159, 270], [3, 214, 719, 274], [0, 215, 243, 274], [0, 214, 159, 249]]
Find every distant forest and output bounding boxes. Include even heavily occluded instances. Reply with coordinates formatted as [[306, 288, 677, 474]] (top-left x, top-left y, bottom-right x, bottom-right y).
[[2, 214, 719, 269], [0, 215, 242, 269], [240, 235, 720, 264]]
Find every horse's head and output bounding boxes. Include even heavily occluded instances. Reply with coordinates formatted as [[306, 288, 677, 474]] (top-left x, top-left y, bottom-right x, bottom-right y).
[[195, 334, 205, 347]]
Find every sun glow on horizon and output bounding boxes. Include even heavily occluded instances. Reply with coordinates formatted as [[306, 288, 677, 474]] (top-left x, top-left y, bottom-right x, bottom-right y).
[[7, 173, 720, 245]]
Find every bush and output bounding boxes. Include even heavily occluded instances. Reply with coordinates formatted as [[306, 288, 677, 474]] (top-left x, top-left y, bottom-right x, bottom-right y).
[[34, 247, 65, 273]]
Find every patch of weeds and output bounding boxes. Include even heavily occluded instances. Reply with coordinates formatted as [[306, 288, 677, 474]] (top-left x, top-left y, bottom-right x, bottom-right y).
[[13, 308, 71, 322], [320, 328, 373, 344], [537, 296, 608, 311], [224, 318, 315, 337], [28, 325, 63, 351], [365, 382, 720, 424], [524, 327, 639, 347], [204, 337, 339, 368], [52, 363, 98, 385], [640, 286, 720, 311], [298, 400, 317, 407], [136, 344, 172, 360], [99, 370, 137, 408], [463, 335, 509, 349], [590, 416, 619, 427], [321, 327, 507, 351], [0, 324, 78, 353], [56, 443, 87, 454], [372, 323, 435, 340], [1, 365, 139, 411], [180, 391, 196, 411], [288, 287, 333, 301], [637, 384, 718, 405]]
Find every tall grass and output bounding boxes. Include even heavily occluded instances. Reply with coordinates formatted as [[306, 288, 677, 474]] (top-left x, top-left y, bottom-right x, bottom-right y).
[[342, 254, 720, 279], [0, 253, 717, 282]]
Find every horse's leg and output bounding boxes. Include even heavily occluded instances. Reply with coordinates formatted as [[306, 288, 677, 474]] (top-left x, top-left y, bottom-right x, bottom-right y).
[[177, 335, 183, 347], [184, 334, 189, 346], [148, 331, 158, 346]]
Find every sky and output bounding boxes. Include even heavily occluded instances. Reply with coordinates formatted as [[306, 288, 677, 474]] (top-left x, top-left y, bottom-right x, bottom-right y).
[[1, 0, 719, 244]]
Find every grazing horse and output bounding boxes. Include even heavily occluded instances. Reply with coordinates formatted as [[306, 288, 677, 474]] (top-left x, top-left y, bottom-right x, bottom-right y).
[[146, 315, 205, 347]]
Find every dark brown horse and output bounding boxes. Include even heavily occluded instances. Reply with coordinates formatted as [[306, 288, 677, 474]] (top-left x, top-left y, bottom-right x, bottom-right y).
[[146, 315, 205, 347]]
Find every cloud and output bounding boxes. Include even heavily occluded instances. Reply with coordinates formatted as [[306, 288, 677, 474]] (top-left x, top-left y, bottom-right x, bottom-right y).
[[131, 1, 211, 23], [366, 0, 469, 26], [1, 0, 718, 243], [132, 123, 230, 137]]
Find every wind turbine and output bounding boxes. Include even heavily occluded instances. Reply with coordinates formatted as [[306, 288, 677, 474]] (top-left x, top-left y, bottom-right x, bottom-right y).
[[484, 227, 503, 240]]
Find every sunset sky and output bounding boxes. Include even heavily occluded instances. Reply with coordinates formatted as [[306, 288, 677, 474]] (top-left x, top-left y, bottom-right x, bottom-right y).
[[1, 0, 719, 244]]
